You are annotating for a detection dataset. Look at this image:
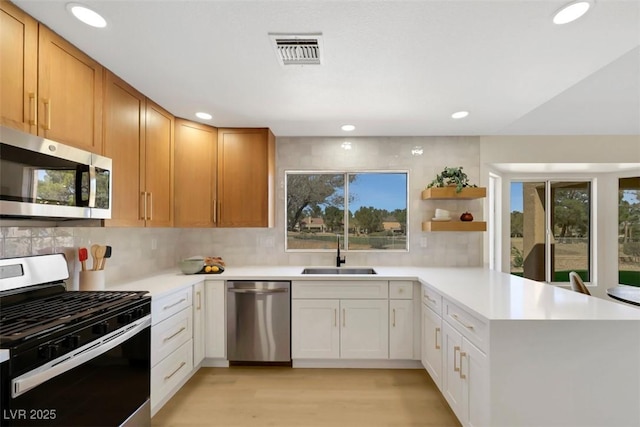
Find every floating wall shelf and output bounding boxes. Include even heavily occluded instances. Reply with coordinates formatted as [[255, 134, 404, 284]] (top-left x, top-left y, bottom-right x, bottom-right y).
[[421, 187, 486, 200], [422, 221, 487, 232]]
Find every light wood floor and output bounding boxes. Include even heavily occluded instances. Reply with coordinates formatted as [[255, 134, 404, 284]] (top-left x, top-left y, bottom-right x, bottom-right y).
[[152, 367, 461, 427]]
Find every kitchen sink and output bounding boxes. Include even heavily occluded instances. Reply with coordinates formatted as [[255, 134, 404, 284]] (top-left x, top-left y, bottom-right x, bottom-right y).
[[301, 267, 377, 275]]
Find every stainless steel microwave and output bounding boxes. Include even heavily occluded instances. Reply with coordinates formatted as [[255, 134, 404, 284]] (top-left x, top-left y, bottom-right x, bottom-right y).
[[0, 126, 112, 219]]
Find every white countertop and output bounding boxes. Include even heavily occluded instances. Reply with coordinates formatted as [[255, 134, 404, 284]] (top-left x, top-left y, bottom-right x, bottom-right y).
[[106, 266, 640, 322]]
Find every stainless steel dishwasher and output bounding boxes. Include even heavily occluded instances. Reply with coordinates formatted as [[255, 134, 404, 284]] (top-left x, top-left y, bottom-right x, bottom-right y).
[[226, 281, 291, 365]]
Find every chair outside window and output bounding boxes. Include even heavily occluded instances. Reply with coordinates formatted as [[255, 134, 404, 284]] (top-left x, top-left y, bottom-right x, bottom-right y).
[[569, 271, 590, 295]]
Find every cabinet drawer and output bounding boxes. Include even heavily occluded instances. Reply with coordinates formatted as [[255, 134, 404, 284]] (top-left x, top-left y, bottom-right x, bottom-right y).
[[443, 299, 488, 352], [151, 307, 193, 367], [390, 281, 413, 299], [292, 281, 388, 299], [151, 339, 193, 410], [422, 285, 442, 315], [152, 287, 193, 325]]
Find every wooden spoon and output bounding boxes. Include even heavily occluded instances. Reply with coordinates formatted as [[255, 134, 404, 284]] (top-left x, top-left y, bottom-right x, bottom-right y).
[[90, 244, 99, 271], [94, 245, 107, 271]]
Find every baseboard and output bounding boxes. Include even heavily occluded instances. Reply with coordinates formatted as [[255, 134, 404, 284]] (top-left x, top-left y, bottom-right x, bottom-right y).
[[201, 358, 230, 367], [292, 359, 423, 369]]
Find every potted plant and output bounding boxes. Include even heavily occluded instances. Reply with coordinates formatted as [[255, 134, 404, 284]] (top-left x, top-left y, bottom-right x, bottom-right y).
[[426, 166, 476, 193]]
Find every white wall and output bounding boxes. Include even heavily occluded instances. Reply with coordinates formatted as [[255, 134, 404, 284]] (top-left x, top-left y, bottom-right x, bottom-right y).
[[479, 134, 640, 298]]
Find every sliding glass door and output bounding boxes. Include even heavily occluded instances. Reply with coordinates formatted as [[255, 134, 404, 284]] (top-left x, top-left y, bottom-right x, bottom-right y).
[[510, 180, 591, 283]]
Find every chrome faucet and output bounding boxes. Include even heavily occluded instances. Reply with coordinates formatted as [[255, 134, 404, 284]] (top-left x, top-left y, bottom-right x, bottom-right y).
[[336, 234, 346, 267]]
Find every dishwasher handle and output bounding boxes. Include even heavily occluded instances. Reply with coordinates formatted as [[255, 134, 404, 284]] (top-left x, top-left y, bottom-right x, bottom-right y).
[[227, 288, 289, 294]]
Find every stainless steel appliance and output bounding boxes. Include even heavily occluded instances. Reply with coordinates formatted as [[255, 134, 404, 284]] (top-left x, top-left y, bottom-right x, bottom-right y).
[[0, 126, 112, 220], [0, 254, 151, 426], [226, 281, 291, 364]]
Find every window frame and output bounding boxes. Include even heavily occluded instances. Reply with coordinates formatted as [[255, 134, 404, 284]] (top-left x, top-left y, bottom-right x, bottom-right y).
[[284, 169, 410, 253]]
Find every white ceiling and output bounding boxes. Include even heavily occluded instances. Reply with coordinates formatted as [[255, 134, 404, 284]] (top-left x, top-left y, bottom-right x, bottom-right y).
[[13, 0, 640, 137]]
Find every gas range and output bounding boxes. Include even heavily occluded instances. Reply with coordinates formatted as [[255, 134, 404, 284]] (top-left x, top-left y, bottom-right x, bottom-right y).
[[0, 254, 151, 427]]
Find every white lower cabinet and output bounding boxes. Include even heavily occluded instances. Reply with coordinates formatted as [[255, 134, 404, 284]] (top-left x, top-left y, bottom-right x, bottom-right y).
[[204, 280, 226, 359], [442, 319, 489, 427], [193, 282, 205, 367], [150, 286, 195, 415], [292, 299, 340, 359], [421, 303, 443, 389], [389, 299, 413, 359], [151, 339, 193, 410], [340, 299, 388, 359], [292, 299, 388, 359]]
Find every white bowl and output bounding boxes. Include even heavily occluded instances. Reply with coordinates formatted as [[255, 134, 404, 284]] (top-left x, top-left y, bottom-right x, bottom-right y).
[[179, 259, 204, 275]]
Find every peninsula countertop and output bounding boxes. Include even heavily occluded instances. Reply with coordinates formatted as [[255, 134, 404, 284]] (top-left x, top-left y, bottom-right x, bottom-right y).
[[105, 265, 640, 322]]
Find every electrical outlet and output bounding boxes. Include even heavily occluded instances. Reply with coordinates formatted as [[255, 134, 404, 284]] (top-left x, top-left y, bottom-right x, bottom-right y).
[[420, 237, 428, 248], [151, 238, 158, 250]]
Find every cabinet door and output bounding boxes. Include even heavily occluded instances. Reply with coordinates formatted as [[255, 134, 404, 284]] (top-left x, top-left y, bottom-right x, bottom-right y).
[[204, 280, 226, 359], [174, 119, 217, 227], [389, 299, 413, 359], [442, 321, 464, 422], [38, 25, 103, 153], [462, 337, 489, 427], [217, 128, 274, 227], [292, 299, 340, 359], [0, 1, 37, 133], [422, 304, 443, 390], [103, 71, 145, 227], [144, 100, 174, 227], [193, 282, 205, 367], [340, 300, 388, 359]]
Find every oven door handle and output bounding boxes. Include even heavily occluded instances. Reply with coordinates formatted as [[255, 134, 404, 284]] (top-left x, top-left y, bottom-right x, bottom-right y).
[[12, 315, 151, 398]]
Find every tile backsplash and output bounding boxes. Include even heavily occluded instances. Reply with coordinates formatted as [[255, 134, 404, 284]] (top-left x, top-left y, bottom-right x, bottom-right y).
[[0, 135, 484, 286]]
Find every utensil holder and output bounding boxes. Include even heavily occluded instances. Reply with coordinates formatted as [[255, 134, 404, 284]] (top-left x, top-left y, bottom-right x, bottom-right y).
[[79, 270, 105, 291]]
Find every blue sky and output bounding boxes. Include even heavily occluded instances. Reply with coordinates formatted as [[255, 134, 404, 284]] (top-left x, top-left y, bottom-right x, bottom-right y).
[[349, 173, 407, 212]]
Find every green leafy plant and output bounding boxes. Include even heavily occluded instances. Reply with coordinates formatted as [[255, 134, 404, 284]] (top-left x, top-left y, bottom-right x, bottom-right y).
[[426, 166, 476, 193]]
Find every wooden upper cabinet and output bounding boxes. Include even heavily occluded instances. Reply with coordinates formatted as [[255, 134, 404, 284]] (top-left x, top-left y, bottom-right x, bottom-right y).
[[174, 119, 218, 227], [38, 25, 103, 153], [0, 1, 37, 133], [103, 71, 146, 227], [144, 100, 174, 227], [217, 128, 275, 227]]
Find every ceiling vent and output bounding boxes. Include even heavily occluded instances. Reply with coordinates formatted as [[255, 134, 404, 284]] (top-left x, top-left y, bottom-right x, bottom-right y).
[[269, 33, 323, 66]]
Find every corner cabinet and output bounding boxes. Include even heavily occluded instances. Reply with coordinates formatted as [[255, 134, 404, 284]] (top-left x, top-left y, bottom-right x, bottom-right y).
[[421, 187, 487, 232], [217, 128, 275, 227], [104, 74, 174, 228]]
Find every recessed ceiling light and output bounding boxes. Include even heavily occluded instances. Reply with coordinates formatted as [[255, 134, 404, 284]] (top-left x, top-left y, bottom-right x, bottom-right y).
[[66, 3, 107, 28], [341, 124, 355, 132], [195, 112, 212, 120], [553, 1, 592, 25], [451, 111, 469, 119]]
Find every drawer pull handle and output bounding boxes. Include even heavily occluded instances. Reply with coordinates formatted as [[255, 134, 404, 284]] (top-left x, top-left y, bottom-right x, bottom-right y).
[[435, 327, 441, 350], [163, 298, 187, 310], [196, 291, 202, 310], [163, 326, 186, 342], [425, 295, 436, 304], [343, 308, 346, 327], [453, 346, 461, 372], [164, 361, 186, 381], [334, 309, 337, 327], [459, 351, 467, 379], [392, 308, 396, 327], [451, 313, 475, 330]]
